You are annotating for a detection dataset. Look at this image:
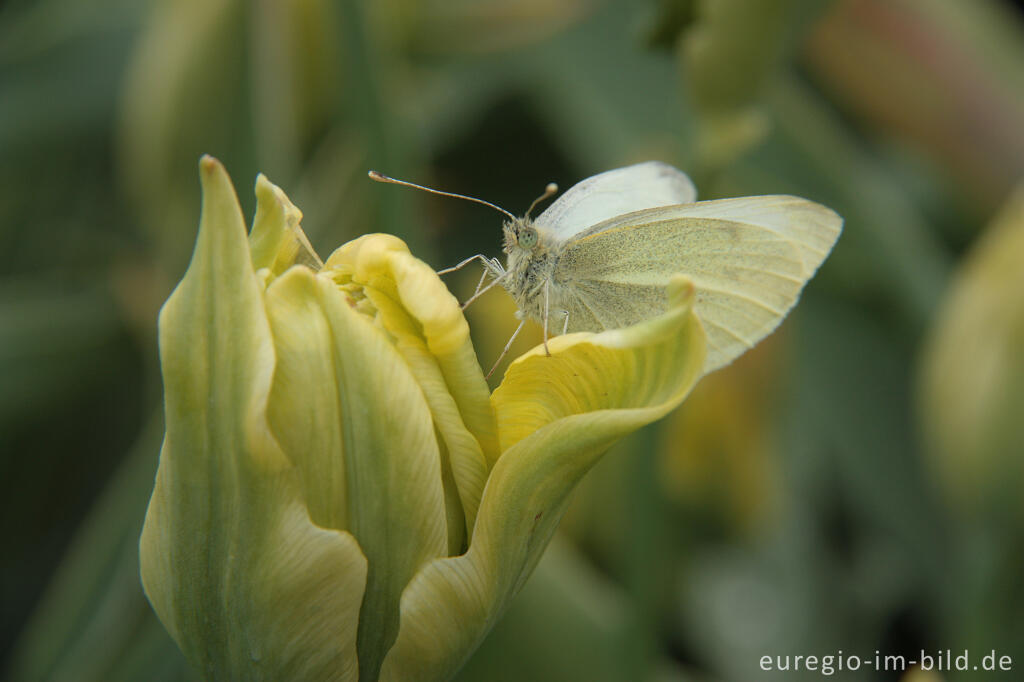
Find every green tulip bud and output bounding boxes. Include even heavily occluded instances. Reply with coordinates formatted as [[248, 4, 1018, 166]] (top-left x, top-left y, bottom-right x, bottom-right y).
[[142, 156, 707, 681]]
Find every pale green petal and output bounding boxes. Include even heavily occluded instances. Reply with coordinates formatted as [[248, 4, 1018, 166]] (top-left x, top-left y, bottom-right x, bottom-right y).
[[247, 504, 367, 682], [249, 173, 323, 276], [380, 277, 706, 681], [141, 157, 367, 680], [325, 235, 499, 539], [263, 265, 449, 679]]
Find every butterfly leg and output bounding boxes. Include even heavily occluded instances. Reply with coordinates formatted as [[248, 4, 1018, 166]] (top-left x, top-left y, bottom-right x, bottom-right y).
[[561, 310, 570, 335], [473, 258, 506, 295], [461, 269, 507, 310], [486, 319, 526, 379], [471, 266, 490, 297], [437, 254, 507, 310], [542, 280, 551, 356], [436, 253, 492, 276]]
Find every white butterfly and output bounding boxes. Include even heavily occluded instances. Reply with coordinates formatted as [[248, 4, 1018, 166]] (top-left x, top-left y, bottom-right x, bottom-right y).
[[370, 161, 842, 376]]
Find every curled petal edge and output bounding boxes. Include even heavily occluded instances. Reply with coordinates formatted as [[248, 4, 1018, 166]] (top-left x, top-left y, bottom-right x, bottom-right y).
[[380, 276, 706, 681]]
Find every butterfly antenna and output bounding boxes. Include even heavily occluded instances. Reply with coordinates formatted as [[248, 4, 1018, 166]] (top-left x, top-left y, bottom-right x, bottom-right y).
[[368, 171, 517, 222], [525, 182, 558, 219]]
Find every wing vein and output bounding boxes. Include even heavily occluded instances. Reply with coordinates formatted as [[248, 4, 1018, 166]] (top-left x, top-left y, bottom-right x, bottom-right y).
[[698, 317, 755, 346]]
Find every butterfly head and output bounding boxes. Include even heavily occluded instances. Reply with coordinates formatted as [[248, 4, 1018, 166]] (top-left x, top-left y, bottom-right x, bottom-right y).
[[503, 217, 540, 255], [502, 181, 557, 255]]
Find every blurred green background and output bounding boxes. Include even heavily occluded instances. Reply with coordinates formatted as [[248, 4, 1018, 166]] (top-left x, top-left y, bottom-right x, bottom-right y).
[[2, 0, 1023, 679]]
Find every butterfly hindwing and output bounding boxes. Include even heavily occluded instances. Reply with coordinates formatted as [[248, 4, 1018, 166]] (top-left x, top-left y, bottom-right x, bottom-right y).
[[552, 196, 840, 371]]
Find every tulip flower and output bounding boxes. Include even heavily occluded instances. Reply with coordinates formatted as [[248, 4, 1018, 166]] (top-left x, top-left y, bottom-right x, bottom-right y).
[[919, 184, 1024, 519], [141, 156, 707, 680]]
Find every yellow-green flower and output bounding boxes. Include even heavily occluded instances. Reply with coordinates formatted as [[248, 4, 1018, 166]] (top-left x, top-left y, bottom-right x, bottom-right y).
[[141, 156, 706, 681], [919, 184, 1024, 520]]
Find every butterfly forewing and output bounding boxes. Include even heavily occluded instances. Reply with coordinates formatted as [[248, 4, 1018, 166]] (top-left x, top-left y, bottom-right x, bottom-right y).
[[537, 161, 697, 240]]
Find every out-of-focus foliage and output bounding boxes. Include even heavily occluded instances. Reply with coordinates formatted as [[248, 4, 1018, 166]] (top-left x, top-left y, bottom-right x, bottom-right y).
[[2, 0, 1023, 679], [678, 0, 791, 173]]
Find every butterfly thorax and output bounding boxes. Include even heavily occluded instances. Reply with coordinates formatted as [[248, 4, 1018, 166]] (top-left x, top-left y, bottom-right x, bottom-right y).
[[501, 217, 559, 319]]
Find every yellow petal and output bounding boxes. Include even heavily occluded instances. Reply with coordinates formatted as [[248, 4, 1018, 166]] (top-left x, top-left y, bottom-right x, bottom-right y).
[[493, 277, 705, 452], [249, 173, 323, 276], [141, 157, 366, 681], [380, 277, 706, 681], [263, 265, 449, 679], [325, 235, 499, 540]]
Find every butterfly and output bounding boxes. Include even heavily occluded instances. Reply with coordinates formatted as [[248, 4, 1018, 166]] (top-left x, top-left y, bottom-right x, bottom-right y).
[[370, 161, 842, 376]]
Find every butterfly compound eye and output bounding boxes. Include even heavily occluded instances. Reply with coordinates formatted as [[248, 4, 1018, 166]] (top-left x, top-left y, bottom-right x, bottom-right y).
[[518, 227, 538, 249]]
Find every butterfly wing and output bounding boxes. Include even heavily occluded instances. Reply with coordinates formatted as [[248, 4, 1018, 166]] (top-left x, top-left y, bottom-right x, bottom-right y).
[[554, 196, 842, 373], [536, 162, 697, 241]]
